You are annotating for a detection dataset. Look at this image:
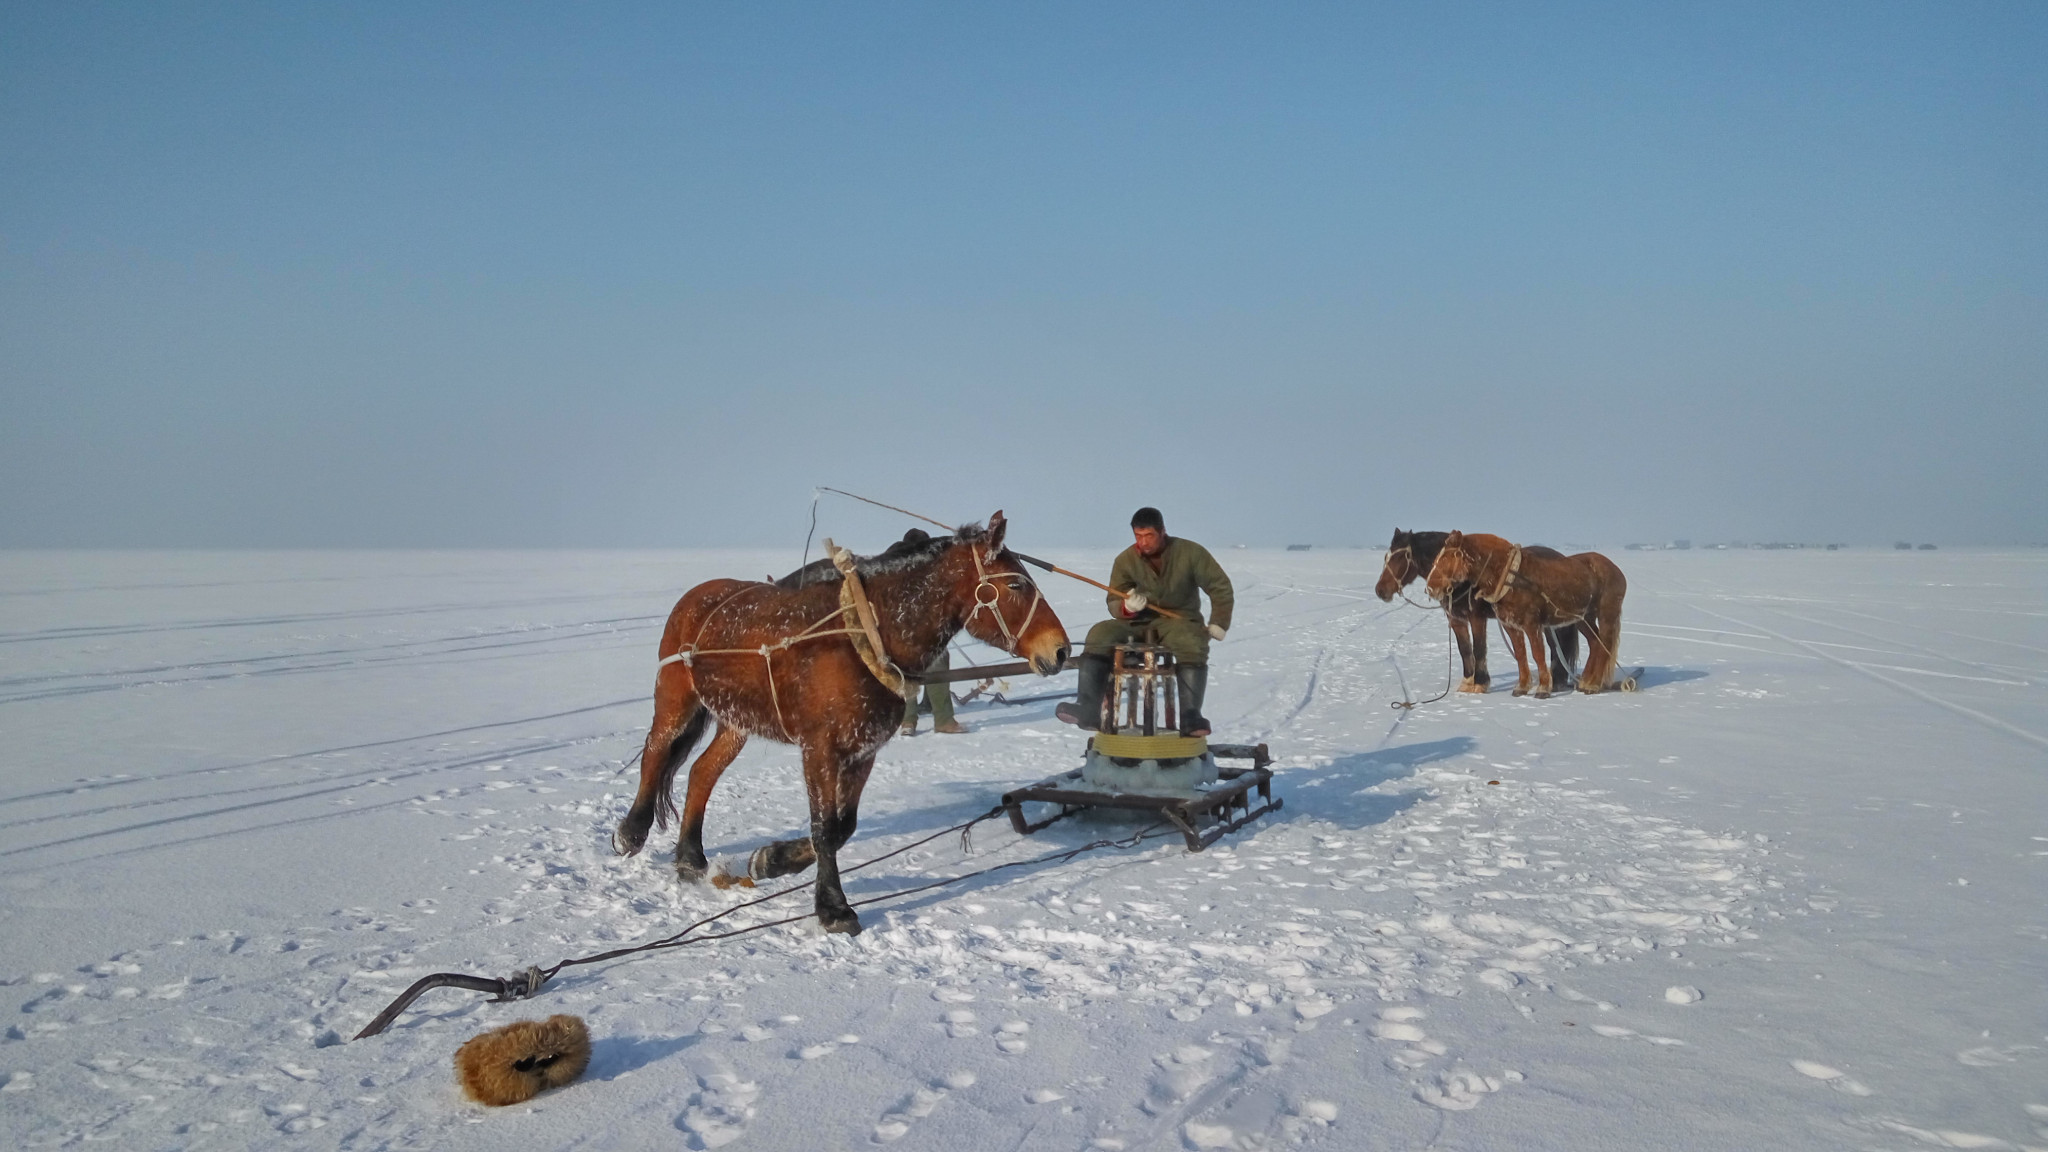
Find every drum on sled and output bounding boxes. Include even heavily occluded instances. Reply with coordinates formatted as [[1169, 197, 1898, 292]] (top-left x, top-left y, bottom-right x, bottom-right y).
[[1003, 640, 1281, 851]]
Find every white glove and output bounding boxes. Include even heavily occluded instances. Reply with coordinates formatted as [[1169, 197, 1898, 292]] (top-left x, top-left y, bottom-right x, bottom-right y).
[[1122, 591, 1148, 614], [1208, 624, 1227, 642]]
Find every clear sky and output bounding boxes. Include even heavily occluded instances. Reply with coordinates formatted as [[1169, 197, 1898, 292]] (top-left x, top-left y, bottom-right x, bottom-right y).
[[3, 2, 2043, 549]]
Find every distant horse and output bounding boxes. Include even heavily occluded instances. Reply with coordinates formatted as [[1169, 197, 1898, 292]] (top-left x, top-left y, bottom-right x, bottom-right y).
[[1424, 531, 1627, 698], [1376, 528, 1578, 693], [612, 513, 1069, 934]]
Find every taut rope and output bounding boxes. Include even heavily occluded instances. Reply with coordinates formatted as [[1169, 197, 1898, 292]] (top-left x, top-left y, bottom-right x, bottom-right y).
[[352, 808, 1176, 1040], [813, 487, 1185, 620]]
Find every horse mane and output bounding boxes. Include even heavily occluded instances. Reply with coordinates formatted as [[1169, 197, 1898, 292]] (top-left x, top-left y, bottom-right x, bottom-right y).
[[1404, 530, 1450, 568], [857, 523, 993, 576], [792, 524, 994, 584]]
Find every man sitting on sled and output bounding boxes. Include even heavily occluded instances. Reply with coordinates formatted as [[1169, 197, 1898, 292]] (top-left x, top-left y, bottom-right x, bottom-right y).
[[1056, 506, 1234, 736]]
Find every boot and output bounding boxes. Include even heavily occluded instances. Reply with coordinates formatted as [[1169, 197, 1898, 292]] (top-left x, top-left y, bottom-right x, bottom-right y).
[[1176, 663, 1210, 737], [1054, 653, 1111, 731]]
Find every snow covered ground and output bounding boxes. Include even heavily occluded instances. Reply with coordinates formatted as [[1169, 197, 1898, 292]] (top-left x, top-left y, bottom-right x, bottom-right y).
[[2, 545, 2044, 1151]]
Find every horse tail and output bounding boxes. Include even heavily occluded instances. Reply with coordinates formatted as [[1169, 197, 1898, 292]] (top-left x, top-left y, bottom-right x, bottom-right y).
[[652, 705, 712, 832], [1588, 553, 1627, 687]]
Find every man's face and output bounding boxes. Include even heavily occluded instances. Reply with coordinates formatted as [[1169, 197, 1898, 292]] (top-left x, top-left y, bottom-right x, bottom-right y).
[[1132, 526, 1166, 556]]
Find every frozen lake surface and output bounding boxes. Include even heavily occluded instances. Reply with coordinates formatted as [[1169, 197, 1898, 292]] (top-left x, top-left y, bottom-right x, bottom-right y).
[[2, 546, 2044, 1150]]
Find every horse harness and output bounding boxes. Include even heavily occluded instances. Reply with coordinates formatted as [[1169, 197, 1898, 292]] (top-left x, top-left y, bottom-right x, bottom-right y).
[[655, 540, 1043, 740], [1382, 543, 1446, 613], [1479, 545, 1523, 604]]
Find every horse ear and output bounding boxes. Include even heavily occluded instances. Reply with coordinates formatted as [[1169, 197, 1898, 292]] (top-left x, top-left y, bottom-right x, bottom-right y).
[[986, 511, 1007, 552]]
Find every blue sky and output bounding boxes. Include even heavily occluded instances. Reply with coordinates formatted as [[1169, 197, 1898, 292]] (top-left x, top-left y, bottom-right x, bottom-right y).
[[3, 2, 2043, 548]]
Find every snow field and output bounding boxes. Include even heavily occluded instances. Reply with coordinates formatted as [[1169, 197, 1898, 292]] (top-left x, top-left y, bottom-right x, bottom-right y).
[[1, 546, 2044, 1149]]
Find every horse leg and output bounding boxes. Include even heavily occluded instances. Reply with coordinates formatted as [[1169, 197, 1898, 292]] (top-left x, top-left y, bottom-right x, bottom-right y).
[[673, 724, 748, 882], [1451, 616, 1484, 693], [1573, 621, 1602, 693], [750, 836, 818, 880], [1506, 625, 1534, 697], [1468, 609, 1491, 692], [1531, 626, 1556, 698], [807, 747, 876, 936], [614, 669, 708, 856], [1547, 625, 1580, 687]]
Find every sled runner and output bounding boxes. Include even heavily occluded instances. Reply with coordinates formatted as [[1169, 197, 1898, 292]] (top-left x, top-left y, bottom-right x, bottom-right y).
[[1000, 641, 1281, 850]]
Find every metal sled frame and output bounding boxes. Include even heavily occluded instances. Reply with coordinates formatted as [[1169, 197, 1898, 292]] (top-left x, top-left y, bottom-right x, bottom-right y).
[[1001, 742, 1281, 852]]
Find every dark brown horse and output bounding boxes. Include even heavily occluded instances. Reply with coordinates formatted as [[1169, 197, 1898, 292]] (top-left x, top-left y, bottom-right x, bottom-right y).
[[612, 513, 1069, 934], [1424, 531, 1627, 698], [1376, 529, 1577, 693]]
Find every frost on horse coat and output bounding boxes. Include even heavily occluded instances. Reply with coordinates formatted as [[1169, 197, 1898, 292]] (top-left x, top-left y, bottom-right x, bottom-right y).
[[611, 513, 1069, 935]]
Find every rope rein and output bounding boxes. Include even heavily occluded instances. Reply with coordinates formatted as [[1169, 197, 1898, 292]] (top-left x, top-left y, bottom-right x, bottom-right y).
[[353, 808, 1172, 1040], [1380, 545, 1457, 710]]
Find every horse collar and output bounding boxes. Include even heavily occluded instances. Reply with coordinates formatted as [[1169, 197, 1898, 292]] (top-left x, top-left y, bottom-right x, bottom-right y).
[[1481, 545, 1522, 604]]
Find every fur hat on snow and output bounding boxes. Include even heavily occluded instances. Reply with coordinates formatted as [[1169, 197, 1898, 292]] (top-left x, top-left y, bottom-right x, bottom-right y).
[[453, 1014, 591, 1106]]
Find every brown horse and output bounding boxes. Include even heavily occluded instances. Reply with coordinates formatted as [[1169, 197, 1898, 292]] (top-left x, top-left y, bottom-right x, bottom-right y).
[[1423, 531, 1627, 698], [1376, 528, 1577, 693], [612, 513, 1069, 934]]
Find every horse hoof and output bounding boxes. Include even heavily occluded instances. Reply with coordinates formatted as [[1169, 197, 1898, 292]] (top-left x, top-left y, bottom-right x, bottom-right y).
[[1533, 690, 1551, 700], [674, 856, 711, 884], [1457, 682, 1487, 694], [611, 826, 646, 857], [819, 908, 863, 936], [1511, 687, 1528, 697]]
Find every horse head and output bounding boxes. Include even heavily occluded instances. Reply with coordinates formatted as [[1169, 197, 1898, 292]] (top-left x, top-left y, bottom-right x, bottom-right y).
[[1375, 528, 1416, 602], [955, 511, 1070, 676], [1424, 531, 1473, 601]]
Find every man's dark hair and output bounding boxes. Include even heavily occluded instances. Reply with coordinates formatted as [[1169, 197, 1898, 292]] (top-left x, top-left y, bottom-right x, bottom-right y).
[[1131, 507, 1165, 532]]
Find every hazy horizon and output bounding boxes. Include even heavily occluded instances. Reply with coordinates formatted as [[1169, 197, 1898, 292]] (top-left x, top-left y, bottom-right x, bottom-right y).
[[5, 4, 2044, 549]]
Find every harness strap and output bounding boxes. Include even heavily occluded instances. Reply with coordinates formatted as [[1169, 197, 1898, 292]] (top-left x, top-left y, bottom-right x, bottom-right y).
[[828, 540, 909, 698], [1481, 545, 1522, 604]]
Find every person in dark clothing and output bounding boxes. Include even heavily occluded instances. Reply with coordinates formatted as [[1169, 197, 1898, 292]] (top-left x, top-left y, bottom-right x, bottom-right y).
[[1055, 507, 1233, 736]]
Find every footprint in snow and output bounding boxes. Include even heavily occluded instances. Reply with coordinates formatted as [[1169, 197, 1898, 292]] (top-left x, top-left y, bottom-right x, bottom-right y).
[[1418, 1066, 1516, 1111], [676, 1071, 759, 1150], [1589, 1024, 1685, 1046], [943, 1009, 978, 1038], [1370, 1006, 1446, 1069], [1142, 1044, 1215, 1115], [996, 1020, 1029, 1054], [1955, 1044, 2037, 1067], [872, 1072, 975, 1144], [1792, 1059, 1874, 1096]]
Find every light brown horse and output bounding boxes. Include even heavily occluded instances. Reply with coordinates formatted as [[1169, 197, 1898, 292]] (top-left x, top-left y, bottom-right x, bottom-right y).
[[1424, 531, 1627, 698], [612, 513, 1069, 934], [1375, 528, 1578, 692]]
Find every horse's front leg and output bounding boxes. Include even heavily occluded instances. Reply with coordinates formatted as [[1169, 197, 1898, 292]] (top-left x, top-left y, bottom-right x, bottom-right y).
[[805, 746, 877, 936], [1451, 614, 1485, 693], [1506, 625, 1535, 697], [1530, 625, 1557, 698], [674, 724, 747, 882]]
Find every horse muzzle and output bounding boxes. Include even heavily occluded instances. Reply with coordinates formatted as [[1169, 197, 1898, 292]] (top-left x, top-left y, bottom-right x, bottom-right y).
[[1030, 642, 1070, 677]]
